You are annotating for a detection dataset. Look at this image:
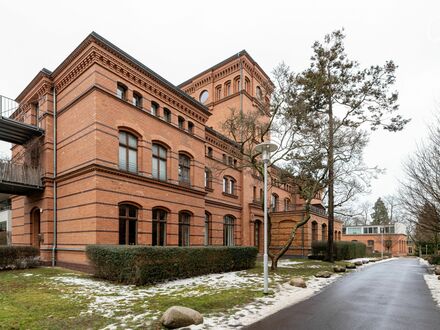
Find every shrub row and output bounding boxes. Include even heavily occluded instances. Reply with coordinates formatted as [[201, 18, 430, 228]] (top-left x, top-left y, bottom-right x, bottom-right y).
[[0, 246, 40, 270], [311, 240, 366, 260], [86, 245, 258, 285]]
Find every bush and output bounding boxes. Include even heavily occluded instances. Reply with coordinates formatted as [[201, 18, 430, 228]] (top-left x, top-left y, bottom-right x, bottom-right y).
[[311, 240, 366, 260], [0, 246, 40, 270], [427, 255, 440, 265], [86, 245, 258, 285]]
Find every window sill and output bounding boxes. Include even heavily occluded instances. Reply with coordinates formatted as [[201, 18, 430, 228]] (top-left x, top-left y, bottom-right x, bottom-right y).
[[205, 187, 214, 192], [222, 192, 238, 199]]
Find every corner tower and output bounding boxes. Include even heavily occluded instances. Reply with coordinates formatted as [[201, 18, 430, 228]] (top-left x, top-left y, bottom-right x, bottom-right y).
[[178, 51, 273, 134]]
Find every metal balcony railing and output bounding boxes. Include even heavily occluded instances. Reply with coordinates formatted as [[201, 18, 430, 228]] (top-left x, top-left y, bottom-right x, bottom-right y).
[[0, 95, 44, 144]]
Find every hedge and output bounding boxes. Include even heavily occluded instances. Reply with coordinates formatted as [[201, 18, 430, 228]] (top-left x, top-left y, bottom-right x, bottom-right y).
[[0, 246, 40, 270], [311, 240, 366, 260], [426, 255, 440, 265], [86, 245, 258, 285]]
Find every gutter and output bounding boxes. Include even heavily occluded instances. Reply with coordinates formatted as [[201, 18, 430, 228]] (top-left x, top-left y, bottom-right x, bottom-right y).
[[51, 86, 57, 267]]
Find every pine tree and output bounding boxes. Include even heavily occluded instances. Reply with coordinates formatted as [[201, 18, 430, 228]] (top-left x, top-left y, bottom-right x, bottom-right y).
[[371, 198, 390, 225]]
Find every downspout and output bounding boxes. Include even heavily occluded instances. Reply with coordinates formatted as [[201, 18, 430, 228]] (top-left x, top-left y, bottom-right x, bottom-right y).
[[52, 86, 57, 267]]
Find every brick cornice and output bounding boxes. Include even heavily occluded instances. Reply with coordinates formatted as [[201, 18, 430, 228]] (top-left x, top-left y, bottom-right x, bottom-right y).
[[53, 45, 210, 125]]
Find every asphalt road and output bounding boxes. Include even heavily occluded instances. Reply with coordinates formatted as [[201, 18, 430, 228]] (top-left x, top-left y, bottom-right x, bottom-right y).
[[246, 258, 440, 330]]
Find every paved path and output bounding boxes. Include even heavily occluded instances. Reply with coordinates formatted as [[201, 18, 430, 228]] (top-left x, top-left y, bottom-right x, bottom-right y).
[[246, 258, 440, 330]]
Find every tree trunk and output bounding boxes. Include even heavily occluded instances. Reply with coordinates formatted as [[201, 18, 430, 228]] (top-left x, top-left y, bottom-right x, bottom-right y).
[[327, 99, 335, 262]]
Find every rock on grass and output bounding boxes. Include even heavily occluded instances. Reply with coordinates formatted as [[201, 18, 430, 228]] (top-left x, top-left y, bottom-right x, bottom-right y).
[[160, 306, 203, 329], [289, 277, 307, 288]]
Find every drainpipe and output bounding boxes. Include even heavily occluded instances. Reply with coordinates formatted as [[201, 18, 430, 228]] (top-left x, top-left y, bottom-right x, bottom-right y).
[[52, 87, 57, 267]]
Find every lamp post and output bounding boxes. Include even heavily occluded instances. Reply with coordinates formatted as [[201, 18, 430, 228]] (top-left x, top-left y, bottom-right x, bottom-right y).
[[254, 142, 278, 294], [381, 225, 384, 259]]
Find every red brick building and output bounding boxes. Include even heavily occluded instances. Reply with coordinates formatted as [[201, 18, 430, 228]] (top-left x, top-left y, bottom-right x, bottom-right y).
[[0, 32, 341, 269], [342, 224, 408, 256]]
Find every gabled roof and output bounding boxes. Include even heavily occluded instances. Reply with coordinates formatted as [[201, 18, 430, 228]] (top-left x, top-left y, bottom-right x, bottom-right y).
[[178, 50, 273, 89]]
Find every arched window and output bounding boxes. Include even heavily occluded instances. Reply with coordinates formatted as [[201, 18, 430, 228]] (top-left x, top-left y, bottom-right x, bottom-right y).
[[233, 76, 241, 93], [256, 86, 262, 100], [223, 176, 236, 195], [163, 108, 171, 122], [179, 212, 191, 246], [119, 204, 137, 245], [152, 208, 167, 246], [188, 121, 194, 134], [215, 85, 222, 101], [152, 143, 167, 181], [205, 168, 212, 189], [224, 81, 231, 97], [116, 83, 127, 100], [260, 188, 264, 202], [207, 147, 213, 158], [271, 193, 279, 212], [311, 221, 318, 242], [223, 215, 235, 246], [151, 101, 159, 116], [178, 154, 191, 185], [222, 154, 227, 164], [334, 230, 338, 241], [132, 91, 142, 108], [284, 198, 291, 211], [338, 231, 342, 241], [204, 212, 211, 246], [178, 116, 185, 129], [322, 223, 327, 241], [119, 131, 137, 173], [244, 77, 250, 93]]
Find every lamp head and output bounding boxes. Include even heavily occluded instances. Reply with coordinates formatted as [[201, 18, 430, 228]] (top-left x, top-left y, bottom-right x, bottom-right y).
[[254, 142, 278, 162]]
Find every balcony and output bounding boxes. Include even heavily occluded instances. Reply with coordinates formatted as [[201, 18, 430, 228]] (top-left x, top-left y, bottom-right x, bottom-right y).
[[0, 95, 44, 145], [269, 202, 328, 216], [0, 159, 43, 195]]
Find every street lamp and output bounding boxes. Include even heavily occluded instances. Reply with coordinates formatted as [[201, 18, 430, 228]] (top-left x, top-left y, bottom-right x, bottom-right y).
[[254, 141, 278, 294]]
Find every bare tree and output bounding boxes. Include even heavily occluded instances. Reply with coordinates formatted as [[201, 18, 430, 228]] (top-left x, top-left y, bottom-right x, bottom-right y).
[[399, 116, 440, 254]]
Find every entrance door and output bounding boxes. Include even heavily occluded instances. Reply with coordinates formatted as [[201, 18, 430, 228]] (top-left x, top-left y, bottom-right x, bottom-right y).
[[31, 209, 41, 248]]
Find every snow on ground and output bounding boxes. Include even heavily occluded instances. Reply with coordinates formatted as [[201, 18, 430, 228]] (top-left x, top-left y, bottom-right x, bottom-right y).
[[49, 270, 278, 328], [276, 259, 303, 268], [47, 258, 394, 329], [420, 257, 440, 308], [190, 275, 340, 330]]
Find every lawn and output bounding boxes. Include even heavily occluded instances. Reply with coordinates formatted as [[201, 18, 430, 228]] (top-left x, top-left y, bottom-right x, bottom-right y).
[[0, 258, 357, 330]]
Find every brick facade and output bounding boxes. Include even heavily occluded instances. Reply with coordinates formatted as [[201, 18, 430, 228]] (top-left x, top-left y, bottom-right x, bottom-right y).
[[10, 32, 341, 267]]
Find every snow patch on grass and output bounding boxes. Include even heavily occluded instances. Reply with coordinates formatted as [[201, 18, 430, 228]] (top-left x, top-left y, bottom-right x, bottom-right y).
[[191, 275, 340, 330]]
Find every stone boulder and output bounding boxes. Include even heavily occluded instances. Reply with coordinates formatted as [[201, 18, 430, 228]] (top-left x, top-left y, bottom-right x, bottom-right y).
[[289, 277, 307, 288], [434, 267, 440, 276], [362, 259, 369, 264], [160, 306, 203, 329], [345, 263, 356, 269], [438, 275, 440, 280], [354, 261, 363, 266], [333, 265, 346, 273], [315, 271, 332, 278], [369, 259, 377, 263]]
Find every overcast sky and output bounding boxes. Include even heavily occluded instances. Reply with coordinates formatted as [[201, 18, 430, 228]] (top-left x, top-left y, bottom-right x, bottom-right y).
[[1, 0, 439, 206]]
